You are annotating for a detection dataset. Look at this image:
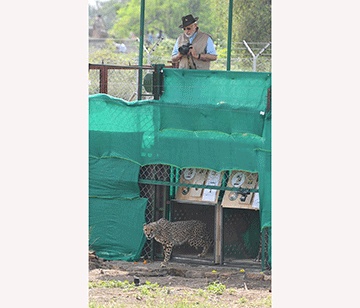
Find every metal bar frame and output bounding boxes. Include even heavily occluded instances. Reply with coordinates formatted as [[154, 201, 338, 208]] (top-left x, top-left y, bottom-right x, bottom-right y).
[[89, 63, 155, 70], [261, 229, 266, 270], [138, 178, 259, 193], [138, 0, 146, 100], [226, 0, 234, 71], [214, 203, 223, 264]]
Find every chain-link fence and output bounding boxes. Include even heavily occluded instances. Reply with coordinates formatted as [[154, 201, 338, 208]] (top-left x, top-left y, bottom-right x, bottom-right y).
[[138, 164, 271, 270], [88, 67, 137, 100], [88, 64, 156, 101], [231, 41, 272, 72]]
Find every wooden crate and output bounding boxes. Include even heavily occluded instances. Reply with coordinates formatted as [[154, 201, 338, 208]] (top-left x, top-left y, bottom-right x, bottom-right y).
[[175, 168, 223, 204], [222, 170, 258, 210]]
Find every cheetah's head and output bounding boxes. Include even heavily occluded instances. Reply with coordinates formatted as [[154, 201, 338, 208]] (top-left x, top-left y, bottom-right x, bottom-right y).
[[143, 223, 156, 240]]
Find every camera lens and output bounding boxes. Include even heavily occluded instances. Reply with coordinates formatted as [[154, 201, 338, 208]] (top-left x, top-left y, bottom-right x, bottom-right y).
[[178, 43, 191, 55]]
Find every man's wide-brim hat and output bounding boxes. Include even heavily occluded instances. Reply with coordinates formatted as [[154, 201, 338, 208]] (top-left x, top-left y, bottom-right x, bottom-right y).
[[179, 14, 199, 28]]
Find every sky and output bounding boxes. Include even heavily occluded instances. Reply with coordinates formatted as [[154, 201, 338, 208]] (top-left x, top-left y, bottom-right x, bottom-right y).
[[88, 0, 107, 7]]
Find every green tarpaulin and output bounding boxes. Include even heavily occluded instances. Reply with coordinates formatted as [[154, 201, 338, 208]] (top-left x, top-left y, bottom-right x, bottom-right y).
[[89, 68, 271, 262]]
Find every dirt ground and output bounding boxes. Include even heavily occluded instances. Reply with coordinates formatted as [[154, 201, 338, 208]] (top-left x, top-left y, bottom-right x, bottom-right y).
[[89, 251, 271, 307]]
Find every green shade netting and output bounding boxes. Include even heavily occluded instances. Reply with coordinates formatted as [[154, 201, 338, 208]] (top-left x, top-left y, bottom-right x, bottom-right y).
[[89, 68, 271, 262], [89, 154, 141, 199], [159, 69, 270, 137], [89, 197, 147, 260]]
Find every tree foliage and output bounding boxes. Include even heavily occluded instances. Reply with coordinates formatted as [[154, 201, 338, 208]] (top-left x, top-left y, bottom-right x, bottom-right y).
[[92, 0, 271, 45], [110, 0, 236, 41], [232, 0, 271, 42]]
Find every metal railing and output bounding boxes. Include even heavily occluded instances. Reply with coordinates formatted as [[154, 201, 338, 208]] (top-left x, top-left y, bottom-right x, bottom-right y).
[[89, 63, 157, 101]]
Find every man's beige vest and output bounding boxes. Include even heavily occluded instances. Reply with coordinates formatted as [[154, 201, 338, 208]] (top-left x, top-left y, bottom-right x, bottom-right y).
[[177, 30, 211, 70]]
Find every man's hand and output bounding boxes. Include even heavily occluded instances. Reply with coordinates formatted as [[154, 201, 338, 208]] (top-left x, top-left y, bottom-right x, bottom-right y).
[[189, 47, 198, 59], [171, 52, 183, 62]]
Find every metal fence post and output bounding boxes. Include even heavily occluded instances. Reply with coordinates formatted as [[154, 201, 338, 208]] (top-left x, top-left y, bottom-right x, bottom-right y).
[[153, 64, 164, 100], [261, 229, 265, 270], [226, 0, 234, 71], [137, 0, 145, 100], [99, 66, 108, 93], [243, 40, 271, 72], [214, 203, 223, 265]]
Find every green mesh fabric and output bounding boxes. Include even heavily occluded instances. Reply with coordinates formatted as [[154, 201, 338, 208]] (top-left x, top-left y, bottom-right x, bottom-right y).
[[89, 197, 147, 260], [89, 69, 271, 262]]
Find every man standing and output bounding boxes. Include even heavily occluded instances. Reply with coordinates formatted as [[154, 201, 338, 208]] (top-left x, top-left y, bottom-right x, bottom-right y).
[[171, 14, 217, 70]]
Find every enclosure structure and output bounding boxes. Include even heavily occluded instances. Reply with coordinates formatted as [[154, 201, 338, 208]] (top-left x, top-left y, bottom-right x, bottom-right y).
[[138, 165, 271, 270], [89, 67, 271, 270]]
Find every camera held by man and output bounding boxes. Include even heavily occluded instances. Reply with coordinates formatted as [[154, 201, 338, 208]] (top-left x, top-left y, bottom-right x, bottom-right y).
[[178, 42, 193, 55]]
